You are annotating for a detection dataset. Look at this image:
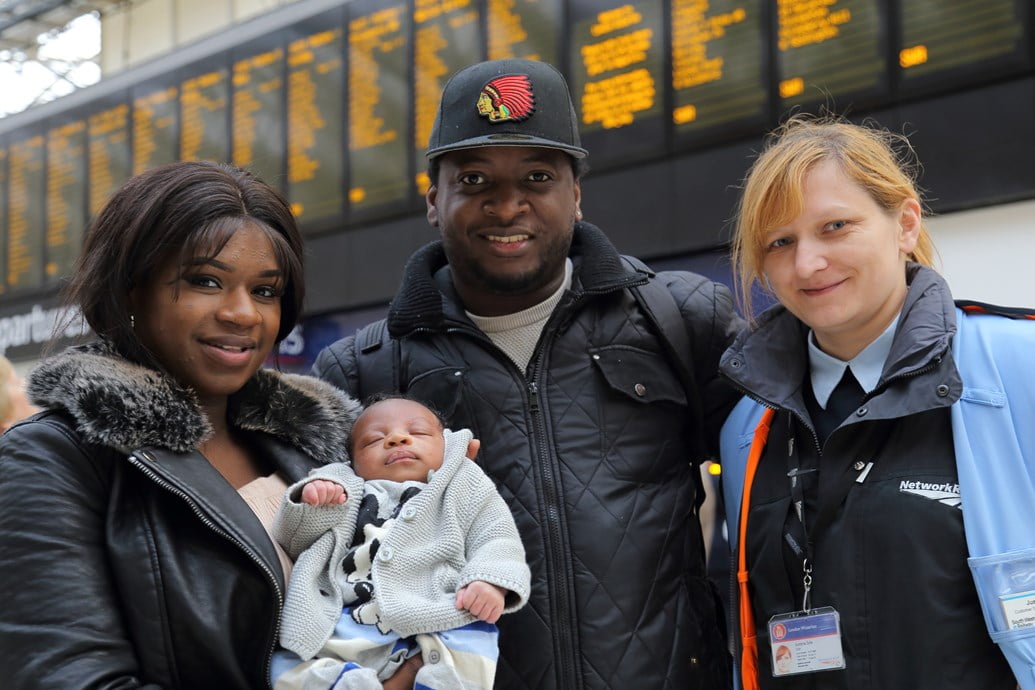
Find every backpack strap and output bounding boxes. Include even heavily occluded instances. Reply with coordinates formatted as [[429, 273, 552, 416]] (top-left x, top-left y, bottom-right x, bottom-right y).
[[352, 318, 403, 398], [622, 256, 706, 458]]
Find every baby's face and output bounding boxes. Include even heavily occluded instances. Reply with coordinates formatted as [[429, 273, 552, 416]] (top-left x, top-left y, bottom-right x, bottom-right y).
[[350, 399, 445, 483]]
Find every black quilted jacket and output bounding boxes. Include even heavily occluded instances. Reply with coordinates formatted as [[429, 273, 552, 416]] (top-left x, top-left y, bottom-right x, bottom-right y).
[[313, 223, 742, 689]]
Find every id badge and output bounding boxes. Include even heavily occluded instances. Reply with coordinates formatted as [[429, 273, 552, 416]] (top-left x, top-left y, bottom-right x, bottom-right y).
[[768, 607, 846, 677], [1000, 589, 1035, 630]]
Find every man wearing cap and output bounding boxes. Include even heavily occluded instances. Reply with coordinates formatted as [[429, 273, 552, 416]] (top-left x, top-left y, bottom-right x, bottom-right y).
[[313, 58, 741, 689]]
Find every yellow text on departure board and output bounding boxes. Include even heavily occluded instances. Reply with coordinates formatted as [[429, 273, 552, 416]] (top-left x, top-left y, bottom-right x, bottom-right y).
[[672, 0, 748, 90], [580, 4, 657, 129], [590, 4, 642, 36], [233, 49, 283, 167], [46, 120, 86, 270], [899, 44, 928, 68], [414, 1, 476, 153], [349, 6, 404, 151], [88, 105, 129, 214], [777, 0, 851, 51], [8, 136, 44, 287], [181, 71, 227, 161], [132, 87, 177, 174], [414, 0, 470, 24], [488, 0, 531, 60]]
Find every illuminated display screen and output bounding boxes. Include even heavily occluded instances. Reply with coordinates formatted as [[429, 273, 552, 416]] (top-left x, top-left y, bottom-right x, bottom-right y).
[[899, 0, 1027, 82], [0, 0, 1030, 300], [569, 0, 666, 164], [132, 83, 179, 175], [776, 0, 886, 109], [180, 63, 230, 162], [286, 11, 346, 230], [7, 133, 45, 291], [231, 41, 285, 184], [413, 0, 483, 196], [347, 0, 411, 215], [487, 0, 562, 64], [87, 102, 131, 217], [46, 119, 87, 283], [671, 0, 767, 139]]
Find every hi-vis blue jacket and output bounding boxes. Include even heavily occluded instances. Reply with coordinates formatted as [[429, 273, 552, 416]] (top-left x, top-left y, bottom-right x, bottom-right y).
[[721, 301, 1035, 689]]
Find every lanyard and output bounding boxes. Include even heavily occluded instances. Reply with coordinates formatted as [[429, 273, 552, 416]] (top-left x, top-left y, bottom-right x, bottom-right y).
[[782, 414, 894, 610]]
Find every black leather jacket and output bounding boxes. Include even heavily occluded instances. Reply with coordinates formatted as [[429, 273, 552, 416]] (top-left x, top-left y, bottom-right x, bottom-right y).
[[0, 342, 360, 689], [312, 223, 743, 689]]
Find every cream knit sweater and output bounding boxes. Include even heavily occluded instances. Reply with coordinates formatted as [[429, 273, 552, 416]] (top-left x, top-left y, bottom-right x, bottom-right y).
[[275, 429, 531, 660]]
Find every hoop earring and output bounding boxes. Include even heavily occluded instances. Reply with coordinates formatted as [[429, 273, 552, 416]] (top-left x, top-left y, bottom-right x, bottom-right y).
[[130, 314, 135, 329]]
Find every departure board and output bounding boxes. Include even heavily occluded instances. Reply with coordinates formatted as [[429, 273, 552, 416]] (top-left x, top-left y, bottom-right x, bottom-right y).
[[232, 41, 285, 183], [87, 102, 131, 217], [413, 0, 484, 196], [7, 133, 45, 291], [286, 11, 346, 231], [898, 0, 1028, 83], [0, 143, 7, 296], [776, 0, 886, 109], [671, 0, 767, 141], [569, 0, 666, 164], [132, 82, 179, 175], [46, 119, 87, 282], [347, 0, 411, 215], [180, 63, 230, 162], [487, 0, 562, 64]]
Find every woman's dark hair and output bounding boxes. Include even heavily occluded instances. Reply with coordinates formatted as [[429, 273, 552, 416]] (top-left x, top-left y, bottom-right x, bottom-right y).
[[62, 161, 305, 370]]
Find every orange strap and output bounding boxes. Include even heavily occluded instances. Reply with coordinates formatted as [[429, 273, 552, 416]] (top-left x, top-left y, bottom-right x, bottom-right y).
[[737, 407, 776, 690]]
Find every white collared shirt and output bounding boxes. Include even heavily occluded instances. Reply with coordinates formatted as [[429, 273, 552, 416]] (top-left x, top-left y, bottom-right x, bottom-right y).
[[808, 315, 900, 409]]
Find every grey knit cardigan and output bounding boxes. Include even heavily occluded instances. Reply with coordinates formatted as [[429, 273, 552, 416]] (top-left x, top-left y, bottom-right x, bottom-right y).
[[276, 428, 531, 659]]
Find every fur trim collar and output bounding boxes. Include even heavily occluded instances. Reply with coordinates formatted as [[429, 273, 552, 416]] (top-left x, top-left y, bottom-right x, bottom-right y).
[[27, 341, 359, 465]]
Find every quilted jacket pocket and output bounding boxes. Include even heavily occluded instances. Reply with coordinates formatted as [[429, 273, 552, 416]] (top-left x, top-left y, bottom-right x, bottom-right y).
[[590, 345, 687, 406]]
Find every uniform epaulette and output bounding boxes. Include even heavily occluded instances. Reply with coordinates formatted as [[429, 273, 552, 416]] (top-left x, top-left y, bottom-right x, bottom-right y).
[[955, 300, 1035, 320]]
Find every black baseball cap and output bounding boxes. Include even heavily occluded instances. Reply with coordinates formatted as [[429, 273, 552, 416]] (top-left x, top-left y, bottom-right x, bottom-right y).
[[426, 58, 588, 160]]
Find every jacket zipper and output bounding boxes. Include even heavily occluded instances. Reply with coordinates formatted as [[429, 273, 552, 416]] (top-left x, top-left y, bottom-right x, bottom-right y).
[[524, 301, 586, 689], [128, 450, 283, 689], [436, 317, 582, 686]]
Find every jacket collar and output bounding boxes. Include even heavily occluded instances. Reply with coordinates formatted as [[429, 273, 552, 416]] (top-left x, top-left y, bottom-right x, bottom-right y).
[[386, 222, 644, 337], [27, 341, 359, 465], [721, 264, 959, 414]]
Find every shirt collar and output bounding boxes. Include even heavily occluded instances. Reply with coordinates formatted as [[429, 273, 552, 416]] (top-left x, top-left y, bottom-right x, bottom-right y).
[[808, 314, 900, 409]]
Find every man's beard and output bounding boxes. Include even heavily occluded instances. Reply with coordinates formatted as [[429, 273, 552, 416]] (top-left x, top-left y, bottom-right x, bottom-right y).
[[446, 229, 572, 297]]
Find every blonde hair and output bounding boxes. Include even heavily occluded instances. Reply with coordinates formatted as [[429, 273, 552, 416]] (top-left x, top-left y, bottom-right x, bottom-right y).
[[731, 114, 937, 317]]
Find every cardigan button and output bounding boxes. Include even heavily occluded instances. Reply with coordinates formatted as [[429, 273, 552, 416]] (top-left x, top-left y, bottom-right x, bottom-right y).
[[936, 384, 950, 397], [400, 505, 417, 521], [428, 650, 441, 664], [378, 546, 394, 562], [634, 383, 647, 397]]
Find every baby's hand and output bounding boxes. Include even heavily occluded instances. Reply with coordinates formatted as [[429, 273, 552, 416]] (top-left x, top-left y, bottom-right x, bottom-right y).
[[300, 479, 347, 506], [455, 581, 506, 624]]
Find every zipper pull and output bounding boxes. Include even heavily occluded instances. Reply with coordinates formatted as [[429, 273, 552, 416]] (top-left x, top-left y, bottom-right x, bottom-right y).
[[528, 381, 540, 414]]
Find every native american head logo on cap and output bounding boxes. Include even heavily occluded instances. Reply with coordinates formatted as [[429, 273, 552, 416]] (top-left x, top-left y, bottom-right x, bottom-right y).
[[476, 74, 536, 123]]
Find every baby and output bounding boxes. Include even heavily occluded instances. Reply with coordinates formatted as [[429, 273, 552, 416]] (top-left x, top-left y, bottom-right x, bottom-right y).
[[270, 394, 530, 690]]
